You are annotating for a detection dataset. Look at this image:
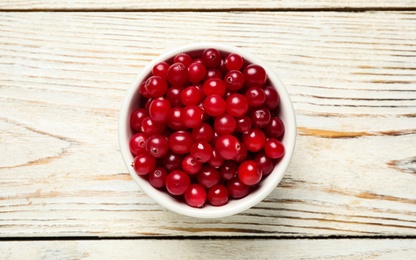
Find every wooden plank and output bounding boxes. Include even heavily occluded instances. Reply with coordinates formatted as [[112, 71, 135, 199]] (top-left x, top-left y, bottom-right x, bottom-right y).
[[1, 239, 416, 259], [0, 12, 416, 237], [0, 0, 415, 10]]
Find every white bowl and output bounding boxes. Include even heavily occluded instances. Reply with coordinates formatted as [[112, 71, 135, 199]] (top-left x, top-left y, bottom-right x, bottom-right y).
[[118, 43, 296, 218]]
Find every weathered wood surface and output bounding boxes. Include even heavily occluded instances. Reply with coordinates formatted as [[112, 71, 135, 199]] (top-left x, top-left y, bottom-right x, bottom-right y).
[[1, 0, 416, 10], [2, 239, 416, 259], [1, 11, 416, 238]]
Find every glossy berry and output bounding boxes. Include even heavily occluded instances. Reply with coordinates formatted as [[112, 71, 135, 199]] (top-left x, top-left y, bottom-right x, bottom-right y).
[[233, 143, 248, 163], [202, 94, 226, 117], [184, 184, 207, 208], [224, 70, 245, 91], [204, 68, 222, 80], [250, 107, 271, 128], [138, 82, 151, 99], [173, 53, 193, 67], [202, 78, 226, 97], [167, 107, 186, 131], [129, 132, 148, 156], [197, 165, 221, 189], [130, 108, 148, 132], [181, 86, 202, 106], [202, 48, 222, 68], [254, 151, 275, 176], [192, 122, 214, 142], [146, 134, 169, 158], [148, 167, 168, 189], [181, 105, 203, 128], [165, 85, 184, 107], [141, 117, 166, 135], [243, 64, 267, 88], [265, 138, 285, 159], [145, 76, 168, 98], [168, 131, 194, 154], [182, 155, 202, 175], [227, 177, 251, 199], [167, 62, 188, 86], [263, 85, 280, 110], [132, 153, 156, 176], [226, 93, 249, 117], [162, 151, 183, 171], [245, 86, 266, 107], [209, 149, 224, 168], [236, 115, 252, 133], [188, 62, 207, 83], [219, 160, 238, 180], [238, 160, 263, 186], [152, 62, 169, 79], [166, 170, 191, 196], [215, 135, 241, 160], [208, 184, 229, 206], [265, 116, 285, 139], [214, 114, 237, 135], [149, 98, 171, 123], [225, 53, 244, 71], [190, 141, 213, 163], [242, 128, 266, 152]]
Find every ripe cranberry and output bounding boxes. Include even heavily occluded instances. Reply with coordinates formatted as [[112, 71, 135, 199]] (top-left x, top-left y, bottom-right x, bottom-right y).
[[141, 117, 166, 135], [181, 86, 202, 106], [227, 177, 251, 199], [263, 85, 280, 110], [219, 160, 238, 180], [184, 184, 207, 208], [152, 62, 169, 79], [148, 167, 168, 189], [168, 131, 194, 154], [129, 132, 148, 156], [226, 93, 249, 117], [138, 82, 151, 99], [233, 142, 248, 163], [188, 62, 207, 83], [243, 64, 267, 88], [203, 94, 226, 117], [130, 108, 148, 132], [214, 114, 237, 135], [146, 134, 169, 158], [236, 115, 252, 133], [165, 85, 184, 107], [265, 116, 285, 139], [190, 141, 213, 163], [209, 149, 224, 168], [167, 107, 186, 131], [197, 165, 221, 189], [215, 135, 241, 160], [132, 153, 156, 176], [238, 160, 263, 186], [250, 107, 271, 128], [181, 105, 203, 128], [204, 68, 223, 80], [192, 122, 214, 142], [145, 76, 168, 98], [224, 70, 245, 91], [208, 184, 229, 206], [225, 53, 244, 71], [202, 78, 226, 97], [173, 53, 193, 67], [202, 48, 221, 68], [193, 57, 203, 64], [242, 128, 266, 152], [166, 170, 191, 196], [265, 138, 285, 159], [254, 151, 275, 176], [162, 151, 183, 171], [167, 62, 188, 86], [149, 98, 171, 123], [182, 155, 202, 175], [245, 86, 266, 107]]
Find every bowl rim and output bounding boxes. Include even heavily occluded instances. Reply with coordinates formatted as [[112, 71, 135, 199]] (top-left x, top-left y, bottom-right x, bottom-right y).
[[118, 42, 297, 218]]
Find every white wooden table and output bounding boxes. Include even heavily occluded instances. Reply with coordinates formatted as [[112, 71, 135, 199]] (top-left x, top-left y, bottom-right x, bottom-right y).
[[1, 1, 416, 259]]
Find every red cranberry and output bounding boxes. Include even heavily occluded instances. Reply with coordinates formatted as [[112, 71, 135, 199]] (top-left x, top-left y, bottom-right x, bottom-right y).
[[181, 86, 202, 106], [243, 64, 267, 88], [204, 68, 223, 80], [152, 62, 169, 79], [181, 105, 203, 128], [215, 135, 241, 160], [245, 86, 266, 107], [167, 62, 188, 86], [148, 167, 168, 189], [254, 151, 275, 176], [129, 132, 148, 156], [233, 142, 248, 163], [203, 94, 226, 117], [165, 85, 184, 107], [132, 153, 156, 176], [173, 53, 193, 67], [265, 138, 285, 159], [226, 93, 249, 117], [184, 184, 207, 208], [168, 131, 194, 154], [192, 122, 214, 142], [190, 141, 213, 163], [162, 151, 183, 171], [202, 48, 221, 68], [250, 107, 271, 128], [238, 160, 263, 186], [242, 128, 266, 152], [225, 53, 244, 71], [236, 115, 252, 133], [214, 114, 237, 135], [166, 170, 191, 195], [141, 117, 166, 135], [197, 165, 221, 189], [145, 76, 168, 98], [219, 160, 238, 181], [188, 62, 207, 83], [263, 85, 280, 110], [167, 107, 187, 131], [227, 177, 251, 199], [224, 70, 245, 91], [182, 155, 202, 175], [149, 98, 171, 123], [130, 108, 148, 132], [146, 134, 169, 158], [202, 78, 226, 97], [265, 116, 285, 139], [208, 184, 229, 206], [209, 149, 224, 168], [138, 82, 151, 99]]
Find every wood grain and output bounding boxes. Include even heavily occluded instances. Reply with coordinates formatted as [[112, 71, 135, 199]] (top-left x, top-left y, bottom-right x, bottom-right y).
[[2, 239, 416, 259], [1, 12, 416, 238], [0, 0, 416, 10]]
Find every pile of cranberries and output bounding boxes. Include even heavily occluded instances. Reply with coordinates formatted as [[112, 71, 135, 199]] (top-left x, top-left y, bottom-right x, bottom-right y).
[[129, 48, 285, 208]]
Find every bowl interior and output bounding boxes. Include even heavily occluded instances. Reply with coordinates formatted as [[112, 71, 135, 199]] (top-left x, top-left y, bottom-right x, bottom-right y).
[[119, 43, 296, 218]]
